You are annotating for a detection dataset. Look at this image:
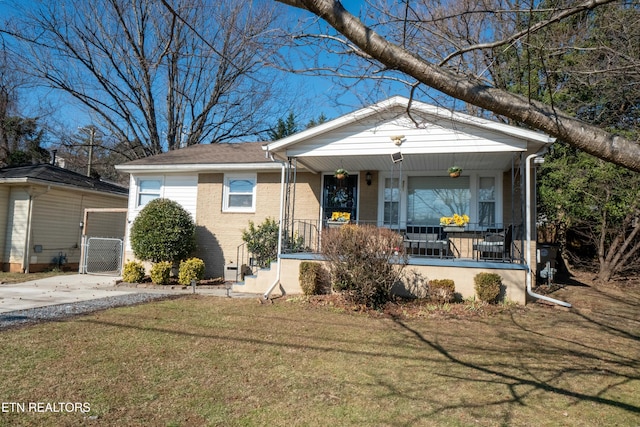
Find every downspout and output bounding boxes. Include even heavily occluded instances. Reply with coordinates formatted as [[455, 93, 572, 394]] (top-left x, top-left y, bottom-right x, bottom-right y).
[[263, 156, 287, 300], [525, 154, 571, 308]]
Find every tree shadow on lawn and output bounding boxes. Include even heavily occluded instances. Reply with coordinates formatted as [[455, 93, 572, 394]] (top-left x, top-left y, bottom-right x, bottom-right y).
[[402, 276, 640, 421], [79, 280, 640, 424]]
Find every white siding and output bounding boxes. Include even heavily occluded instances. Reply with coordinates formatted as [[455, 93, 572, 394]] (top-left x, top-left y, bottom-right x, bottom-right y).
[[0, 185, 8, 262], [163, 175, 198, 216], [125, 173, 198, 251], [4, 188, 29, 265], [286, 110, 527, 158]]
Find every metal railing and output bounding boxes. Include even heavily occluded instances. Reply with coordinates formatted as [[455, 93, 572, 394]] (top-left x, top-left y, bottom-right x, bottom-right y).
[[284, 219, 524, 264], [233, 220, 524, 282]]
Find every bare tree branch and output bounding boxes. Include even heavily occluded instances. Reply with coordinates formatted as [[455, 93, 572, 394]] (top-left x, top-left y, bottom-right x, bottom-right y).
[[277, 0, 640, 172]]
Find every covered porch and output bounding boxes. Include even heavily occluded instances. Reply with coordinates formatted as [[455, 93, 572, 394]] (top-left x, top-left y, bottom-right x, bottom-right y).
[[248, 96, 561, 304]]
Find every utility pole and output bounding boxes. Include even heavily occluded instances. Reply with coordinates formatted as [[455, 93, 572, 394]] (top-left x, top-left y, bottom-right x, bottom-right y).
[[87, 127, 95, 177], [79, 126, 96, 177]]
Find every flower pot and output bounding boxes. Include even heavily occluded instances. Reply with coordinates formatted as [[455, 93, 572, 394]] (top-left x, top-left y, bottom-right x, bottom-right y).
[[335, 173, 346, 180], [449, 171, 461, 178]]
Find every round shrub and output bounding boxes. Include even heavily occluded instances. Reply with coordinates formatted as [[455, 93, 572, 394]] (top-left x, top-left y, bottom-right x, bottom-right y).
[[122, 260, 145, 283], [150, 261, 172, 285], [474, 272, 502, 303], [428, 279, 455, 303], [178, 257, 205, 286], [130, 198, 196, 263]]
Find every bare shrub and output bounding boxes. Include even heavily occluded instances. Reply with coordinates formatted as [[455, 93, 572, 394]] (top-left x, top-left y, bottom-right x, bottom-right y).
[[321, 224, 407, 308]]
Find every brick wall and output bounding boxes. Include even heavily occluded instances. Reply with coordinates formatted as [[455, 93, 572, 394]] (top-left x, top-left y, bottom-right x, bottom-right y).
[[195, 171, 321, 278]]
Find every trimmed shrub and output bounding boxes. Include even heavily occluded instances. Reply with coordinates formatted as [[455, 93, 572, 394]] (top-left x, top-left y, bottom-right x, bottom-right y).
[[122, 260, 145, 283], [130, 198, 196, 263], [321, 224, 407, 308], [474, 272, 502, 303], [299, 262, 324, 296], [178, 258, 205, 286], [242, 217, 279, 268], [429, 279, 455, 303], [150, 261, 172, 285]]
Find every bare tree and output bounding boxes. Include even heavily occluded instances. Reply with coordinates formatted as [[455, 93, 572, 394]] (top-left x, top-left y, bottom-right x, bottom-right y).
[[3, 0, 285, 158], [276, 0, 640, 172], [0, 40, 21, 166]]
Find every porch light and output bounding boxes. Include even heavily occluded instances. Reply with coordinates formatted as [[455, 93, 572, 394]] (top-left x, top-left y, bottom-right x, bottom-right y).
[[366, 171, 372, 186], [390, 135, 405, 146]]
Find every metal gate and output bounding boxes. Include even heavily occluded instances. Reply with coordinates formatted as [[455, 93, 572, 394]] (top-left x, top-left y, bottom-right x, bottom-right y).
[[82, 237, 124, 275]]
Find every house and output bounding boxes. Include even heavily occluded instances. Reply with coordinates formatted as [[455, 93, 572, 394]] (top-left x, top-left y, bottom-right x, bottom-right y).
[[116, 96, 555, 304], [0, 164, 129, 273]]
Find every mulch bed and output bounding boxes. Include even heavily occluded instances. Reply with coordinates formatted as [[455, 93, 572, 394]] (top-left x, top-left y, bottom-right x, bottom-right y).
[[278, 292, 531, 321]]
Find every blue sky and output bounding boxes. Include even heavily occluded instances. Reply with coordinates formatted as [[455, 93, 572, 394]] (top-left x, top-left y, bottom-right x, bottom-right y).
[[0, 0, 407, 143]]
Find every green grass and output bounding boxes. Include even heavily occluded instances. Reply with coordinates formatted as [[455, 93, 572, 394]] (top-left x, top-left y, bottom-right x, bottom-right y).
[[0, 284, 638, 426]]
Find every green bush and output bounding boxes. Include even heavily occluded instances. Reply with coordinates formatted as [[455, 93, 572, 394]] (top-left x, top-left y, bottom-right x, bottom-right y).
[[299, 262, 325, 296], [474, 272, 502, 303], [150, 261, 172, 285], [122, 260, 145, 283], [242, 217, 279, 268], [321, 224, 407, 308], [178, 258, 205, 286], [130, 198, 196, 263], [429, 279, 455, 303]]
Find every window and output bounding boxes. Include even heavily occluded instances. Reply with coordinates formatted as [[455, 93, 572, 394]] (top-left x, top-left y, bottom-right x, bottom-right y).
[[137, 179, 161, 207], [223, 174, 256, 212], [383, 177, 400, 226], [407, 176, 470, 225], [478, 177, 496, 226]]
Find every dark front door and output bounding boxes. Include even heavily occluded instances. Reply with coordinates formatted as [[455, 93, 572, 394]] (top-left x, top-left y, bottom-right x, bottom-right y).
[[323, 174, 358, 224]]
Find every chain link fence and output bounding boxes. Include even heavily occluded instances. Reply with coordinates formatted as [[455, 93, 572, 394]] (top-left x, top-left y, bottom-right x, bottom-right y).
[[83, 237, 123, 275]]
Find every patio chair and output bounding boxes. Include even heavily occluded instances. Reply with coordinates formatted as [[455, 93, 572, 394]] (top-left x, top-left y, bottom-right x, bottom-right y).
[[473, 225, 513, 261], [404, 226, 449, 258]]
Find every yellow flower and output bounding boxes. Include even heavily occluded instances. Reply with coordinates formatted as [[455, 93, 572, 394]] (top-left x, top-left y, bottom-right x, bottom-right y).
[[440, 214, 469, 226], [331, 212, 351, 222]]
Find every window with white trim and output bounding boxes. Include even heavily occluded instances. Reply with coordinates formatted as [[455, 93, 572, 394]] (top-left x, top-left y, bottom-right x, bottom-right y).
[[223, 174, 256, 212], [478, 176, 496, 226], [137, 179, 162, 208]]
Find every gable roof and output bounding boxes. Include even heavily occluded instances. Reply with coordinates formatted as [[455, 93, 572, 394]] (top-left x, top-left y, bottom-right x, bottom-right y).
[[0, 164, 128, 197], [116, 142, 281, 173], [266, 95, 554, 153], [264, 95, 555, 173]]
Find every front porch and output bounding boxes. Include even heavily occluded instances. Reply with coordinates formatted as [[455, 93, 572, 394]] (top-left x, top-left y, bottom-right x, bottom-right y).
[[233, 219, 531, 304], [233, 251, 529, 305], [241, 96, 559, 304]]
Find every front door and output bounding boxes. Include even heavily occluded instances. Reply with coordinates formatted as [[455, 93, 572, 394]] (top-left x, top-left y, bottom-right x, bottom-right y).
[[323, 174, 358, 225]]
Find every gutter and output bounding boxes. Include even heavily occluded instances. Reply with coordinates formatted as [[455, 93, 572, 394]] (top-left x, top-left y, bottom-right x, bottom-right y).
[[262, 156, 287, 301], [525, 153, 571, 308]]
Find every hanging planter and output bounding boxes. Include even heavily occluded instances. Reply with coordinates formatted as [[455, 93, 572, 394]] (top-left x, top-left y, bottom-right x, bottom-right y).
[[448, 166, 462, 178], [334, 168, 349, 179]]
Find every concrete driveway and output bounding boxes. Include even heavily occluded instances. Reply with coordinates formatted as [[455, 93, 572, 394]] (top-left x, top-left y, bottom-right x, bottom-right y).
[[0, 274, 255, 314], [0, 274, 132, 313]]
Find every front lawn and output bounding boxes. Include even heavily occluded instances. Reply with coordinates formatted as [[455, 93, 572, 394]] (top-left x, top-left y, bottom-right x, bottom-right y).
[[0, 280, 638, 426]]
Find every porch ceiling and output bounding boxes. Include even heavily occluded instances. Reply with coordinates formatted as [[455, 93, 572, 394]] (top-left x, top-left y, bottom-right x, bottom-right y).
[[292, 151, 522, 174]]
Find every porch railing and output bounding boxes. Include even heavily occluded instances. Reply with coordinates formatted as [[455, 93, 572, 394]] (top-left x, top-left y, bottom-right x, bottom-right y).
[[234, 220, 524, 282], [283, 219, 525, 264]]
